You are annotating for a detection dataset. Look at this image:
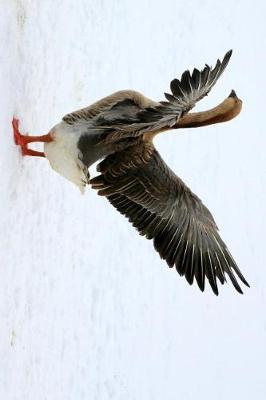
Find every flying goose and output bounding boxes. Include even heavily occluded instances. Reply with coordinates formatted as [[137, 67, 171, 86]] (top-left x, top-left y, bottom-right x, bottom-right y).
[[13, 50, 249, 295]]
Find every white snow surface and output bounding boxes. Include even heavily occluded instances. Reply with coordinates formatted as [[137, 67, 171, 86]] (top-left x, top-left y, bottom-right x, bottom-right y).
[[1, 1, 266, 399]]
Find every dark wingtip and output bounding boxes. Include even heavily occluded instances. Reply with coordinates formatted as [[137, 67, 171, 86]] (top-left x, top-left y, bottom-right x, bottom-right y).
[[221, 49, 233, 70], [224, 49, 233, 62], [242, 278, 250, 288]]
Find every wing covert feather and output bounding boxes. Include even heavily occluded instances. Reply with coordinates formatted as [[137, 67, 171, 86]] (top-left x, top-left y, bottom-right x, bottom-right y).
[[62, 90, 158, 125]]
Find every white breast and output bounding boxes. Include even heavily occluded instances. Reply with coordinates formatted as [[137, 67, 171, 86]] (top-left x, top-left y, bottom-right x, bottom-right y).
[[44, 121, 87, 193]]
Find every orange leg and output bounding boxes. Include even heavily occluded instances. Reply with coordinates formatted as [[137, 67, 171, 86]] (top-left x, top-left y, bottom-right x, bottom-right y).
[[12, 117, 53, 157]]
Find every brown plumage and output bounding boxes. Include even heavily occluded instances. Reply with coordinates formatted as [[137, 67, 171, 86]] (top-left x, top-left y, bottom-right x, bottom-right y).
[[13, 50, 249, 295]]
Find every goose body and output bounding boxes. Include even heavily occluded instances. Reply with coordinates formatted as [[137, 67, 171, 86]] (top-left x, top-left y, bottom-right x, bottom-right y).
[[14, 50, 249, 295], [44, 121, 88, 192]]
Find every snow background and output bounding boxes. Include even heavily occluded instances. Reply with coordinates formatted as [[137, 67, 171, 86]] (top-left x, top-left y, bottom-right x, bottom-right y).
[[1, 0, 266, 399]]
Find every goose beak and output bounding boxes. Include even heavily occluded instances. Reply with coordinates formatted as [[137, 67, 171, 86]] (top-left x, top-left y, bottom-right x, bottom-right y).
[[228, 89, 238, 99]]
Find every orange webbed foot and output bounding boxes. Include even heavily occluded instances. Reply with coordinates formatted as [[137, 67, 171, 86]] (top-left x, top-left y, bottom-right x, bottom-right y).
[[12, 117, 51, 157]]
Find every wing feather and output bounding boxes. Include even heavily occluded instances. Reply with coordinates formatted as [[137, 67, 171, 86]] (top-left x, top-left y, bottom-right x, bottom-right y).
[[90, 141, 249, 295], [62, 51, 233, 145], [62, 90, 158, 125], [102, 50, 233, 143]]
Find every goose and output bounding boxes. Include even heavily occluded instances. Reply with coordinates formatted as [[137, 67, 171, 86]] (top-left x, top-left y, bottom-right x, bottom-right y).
[[13, 50, 249, 295]]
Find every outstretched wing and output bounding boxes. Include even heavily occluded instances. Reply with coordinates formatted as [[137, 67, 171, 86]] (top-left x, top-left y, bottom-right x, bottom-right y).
[[102, 50, 233, 142], [62, 51, 232, 144], [90, 141, 249, 295]]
